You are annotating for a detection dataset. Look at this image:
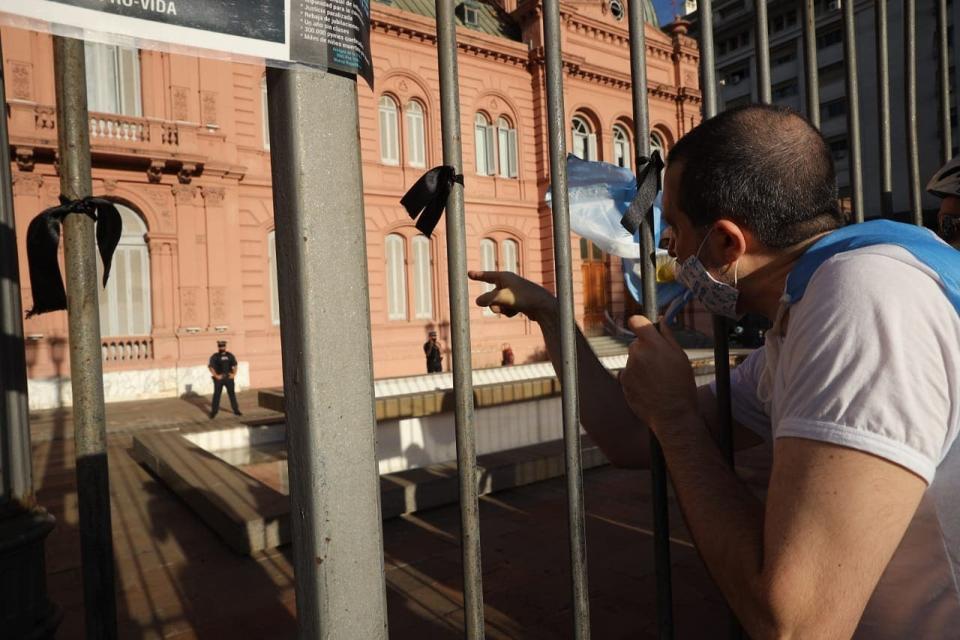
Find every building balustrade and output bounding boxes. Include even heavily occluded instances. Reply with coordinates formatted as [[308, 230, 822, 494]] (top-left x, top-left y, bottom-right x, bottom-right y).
[[101, 336, 153, 364], [9, 101, 201, 164], [89, 112, 149, 143]]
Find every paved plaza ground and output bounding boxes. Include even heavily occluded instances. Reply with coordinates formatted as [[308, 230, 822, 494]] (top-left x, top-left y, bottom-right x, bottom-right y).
[[31, 392, 729, 639]]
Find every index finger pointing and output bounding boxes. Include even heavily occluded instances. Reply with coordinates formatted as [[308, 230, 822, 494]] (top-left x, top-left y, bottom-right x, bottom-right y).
[[626, 314, 653, 336], [468, 270, 502, 285]]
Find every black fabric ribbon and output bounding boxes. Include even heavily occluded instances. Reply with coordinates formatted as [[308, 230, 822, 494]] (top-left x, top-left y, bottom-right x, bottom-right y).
[[25, 195, 123, 317], [400, 165, 464, 237], [620, 150, 665, 234]]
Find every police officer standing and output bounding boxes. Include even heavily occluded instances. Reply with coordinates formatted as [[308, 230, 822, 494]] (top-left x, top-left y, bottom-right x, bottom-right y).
[[423, 330, 443, 373], [208, 340, 242, 418]]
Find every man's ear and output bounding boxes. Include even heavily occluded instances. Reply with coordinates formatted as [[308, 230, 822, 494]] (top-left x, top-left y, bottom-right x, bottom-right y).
[[712, 219, 748, 266]]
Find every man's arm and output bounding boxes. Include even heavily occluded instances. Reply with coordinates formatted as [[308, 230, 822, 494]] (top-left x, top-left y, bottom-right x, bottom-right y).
[[470, 270, 650, 466], [468, 270, 760, 467], [621, 316, 925, 638], [533, 303, 652, 467]]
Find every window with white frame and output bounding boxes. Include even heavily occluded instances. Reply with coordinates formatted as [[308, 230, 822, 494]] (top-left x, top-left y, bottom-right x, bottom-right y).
[[496, 116, 519, 178], [650, 131, 666, 157], [501, 239, 519, 274], [97, 204, 151, 337], [412, 235, 433, 319], [650, 131, 667, 183], [572, 116, 597, 161], [405, 101, 426, 168], [261, 75, 270, 150], [385, 233, 434, 321], [613, 124, 631, 169], [480, 238, 497, 316], [379, 96, 400, 165], [84, 42, 142, 116], [268, 230, 279, 325], [475, 113, 496, 175], [385, 234, 407, 319]]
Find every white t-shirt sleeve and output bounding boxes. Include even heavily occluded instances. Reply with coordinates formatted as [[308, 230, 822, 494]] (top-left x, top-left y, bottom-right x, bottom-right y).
[[774, 248, 960, 484], [709, 347, 772, 439]]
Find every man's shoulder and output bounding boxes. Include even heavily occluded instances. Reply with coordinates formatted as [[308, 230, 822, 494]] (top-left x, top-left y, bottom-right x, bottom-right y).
[[796, 245, 956, 324]]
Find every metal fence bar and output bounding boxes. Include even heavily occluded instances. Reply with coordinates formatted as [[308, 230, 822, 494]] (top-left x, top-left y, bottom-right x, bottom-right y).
[[700, 0, 718, 120], [937, 0, 953, 165], [52, 35, 118, 640], [802, 0, 819, 127], [694, 3, 742, 638], [266, 67, 388, 639], [754, 0, 771, 104], [842, 0, 864, 222], [435, 1, 485, 635], [876, 0, 893, 217], [904, 0, 923, 225], [626, 7, 674, 638], [0, 34, 33, 514], [541, 0, 592, 635]]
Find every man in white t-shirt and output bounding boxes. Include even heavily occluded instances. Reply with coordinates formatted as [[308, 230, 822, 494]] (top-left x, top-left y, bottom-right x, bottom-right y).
[[469, 104, 960, 638]]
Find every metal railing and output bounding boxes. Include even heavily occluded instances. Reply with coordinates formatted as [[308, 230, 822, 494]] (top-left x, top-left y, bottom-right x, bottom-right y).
[[352, 0, 950, 638], [7, 0, 951, 638]]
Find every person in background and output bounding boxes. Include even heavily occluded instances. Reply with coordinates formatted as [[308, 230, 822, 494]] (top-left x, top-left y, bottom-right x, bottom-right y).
[[208, 340, 241, 418], [423, 330, 443, 373], [926, 155, 960, 248]]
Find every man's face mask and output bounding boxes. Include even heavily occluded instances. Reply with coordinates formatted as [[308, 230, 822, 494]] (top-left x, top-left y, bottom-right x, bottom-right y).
[[674, 227, 741, 319]]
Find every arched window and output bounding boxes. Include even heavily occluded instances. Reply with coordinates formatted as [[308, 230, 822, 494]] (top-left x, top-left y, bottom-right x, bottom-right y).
[[475, 113, 495, 175], [405, 101, 426, 168], [97, 204, 151, 337], [650, 131, 666, 159], [613, 124, 631, 170], [386, 234, 407, 320], [411, 235, 433, 319], [84, 42, 142, 116], [261, 75, 270, 150], [497, 116, 519, 178], [480, 238, 497, 316], [379, 96, 400, 165], [268, 230, 279, 325], [650, 131, 667, 183], [502, 239, 519, 274], [572, 116, 597, 161]]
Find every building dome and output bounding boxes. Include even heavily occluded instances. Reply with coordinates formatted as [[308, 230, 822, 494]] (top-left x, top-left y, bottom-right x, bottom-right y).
[[637, 0, 660, 26]]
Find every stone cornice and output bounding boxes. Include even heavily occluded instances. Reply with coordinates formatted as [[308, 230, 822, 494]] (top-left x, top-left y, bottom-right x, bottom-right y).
[[528, 48, 697, 103], [560, 10, 674, 62], [371, 6, 529, 68]]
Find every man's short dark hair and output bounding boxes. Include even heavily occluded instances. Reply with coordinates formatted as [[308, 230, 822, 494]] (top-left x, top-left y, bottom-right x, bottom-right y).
[[667, 104, 845, 248]]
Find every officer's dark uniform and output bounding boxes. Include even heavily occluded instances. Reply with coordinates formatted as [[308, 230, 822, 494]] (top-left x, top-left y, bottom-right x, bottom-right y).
[[208, 342, 241, 418], [423, 335, 443, 373]]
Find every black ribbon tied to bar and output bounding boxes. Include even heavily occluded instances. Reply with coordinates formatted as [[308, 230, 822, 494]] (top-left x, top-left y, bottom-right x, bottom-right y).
[[400, 165, 464, 237], [25, 195, 123, 317], [620, 150, 665, 234]]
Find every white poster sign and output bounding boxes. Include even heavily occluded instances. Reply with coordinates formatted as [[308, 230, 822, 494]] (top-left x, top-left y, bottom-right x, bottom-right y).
[[1, 0, 373, 85]]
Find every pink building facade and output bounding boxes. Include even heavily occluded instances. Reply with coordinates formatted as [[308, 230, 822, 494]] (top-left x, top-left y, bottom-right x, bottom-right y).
[[3, 0, 701, 409]]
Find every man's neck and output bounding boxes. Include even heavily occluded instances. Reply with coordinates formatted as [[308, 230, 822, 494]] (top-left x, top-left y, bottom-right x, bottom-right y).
[[737, 232, 830, 321]]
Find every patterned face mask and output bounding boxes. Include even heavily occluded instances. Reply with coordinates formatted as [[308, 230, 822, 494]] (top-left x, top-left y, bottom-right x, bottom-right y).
[[674, 228, 741, 319]]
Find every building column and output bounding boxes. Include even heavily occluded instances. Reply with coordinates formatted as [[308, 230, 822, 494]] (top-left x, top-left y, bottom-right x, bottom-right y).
[[200, 186, 233, 338], [172, 185, 208, 332]]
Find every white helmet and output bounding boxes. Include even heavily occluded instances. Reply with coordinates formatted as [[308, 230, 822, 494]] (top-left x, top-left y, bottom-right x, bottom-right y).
[[927, 156, 960, 198]]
